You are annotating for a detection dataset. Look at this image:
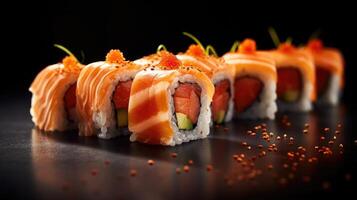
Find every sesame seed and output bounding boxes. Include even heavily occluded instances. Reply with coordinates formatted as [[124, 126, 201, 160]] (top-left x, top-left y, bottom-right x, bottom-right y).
[[147, 160, 155, 166], [130, 169, 137, 177], [183, 165, 190, 172]]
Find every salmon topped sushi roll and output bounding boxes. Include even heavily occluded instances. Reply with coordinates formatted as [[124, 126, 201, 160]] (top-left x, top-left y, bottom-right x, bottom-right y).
[[265, 42, 316, 112], [29, 45, 83, 131], [128, 52, 214, 146], [223, 39, 277, 119], [176, 44, 235, 124], [76, 50, 144, 138], [303, 39, 344, 105]]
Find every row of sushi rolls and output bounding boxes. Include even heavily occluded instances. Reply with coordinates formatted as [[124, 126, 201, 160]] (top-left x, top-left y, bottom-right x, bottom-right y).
[[30, 31, 344, 146]]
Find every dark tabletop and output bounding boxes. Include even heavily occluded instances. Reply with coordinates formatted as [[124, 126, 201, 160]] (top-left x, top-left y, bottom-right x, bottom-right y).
[[1, 95, 356, 200]]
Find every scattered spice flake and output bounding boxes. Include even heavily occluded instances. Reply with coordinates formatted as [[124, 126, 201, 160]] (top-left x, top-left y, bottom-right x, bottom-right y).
[[267, 164, 273, 170], [283, 163, 289, 168], [283, 134, 287, 138], [279, 177, 287, 185], [61, 183, 70, 191], [223, 127, 229, 132], [247, 146, 252, 150], [322, 181, 331, 190], [304, 123, 309, 128], [188, 160, 194, 165], [242, 141, 248, 146], [258, 144, 264, 149], [276, 136, 281, 140], [104, 160, 110, 166], [170, 153, 177, 158], [335, 130, 341, 135], [91, 169, 98, 176], [303, 129, 308, 134], [130, 169, 137, 177], [206, 164, 213, 172], [345, 173, 352, 181], [302, 176, 311, 182], [337, 123, 342, 128], [288, 173, 295, 179], [176, 168, 181, 174], [320, 136, 325, 141], [147, 159, 155, 166], [323, 127, 330, 132], [328, 140, 334, 145], [183, 165, 190, 172], [233, 154, 239, 160]]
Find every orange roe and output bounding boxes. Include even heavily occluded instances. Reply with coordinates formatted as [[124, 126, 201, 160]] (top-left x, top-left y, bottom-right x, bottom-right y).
[[62, 56, 80, 71], [186, 44, 206, 57], [238, 39, 256, 54], [278, 43, 296, 53], [158, 51, 181, 69], [106, 49, 125, 63], [308, 39, 323, 52]]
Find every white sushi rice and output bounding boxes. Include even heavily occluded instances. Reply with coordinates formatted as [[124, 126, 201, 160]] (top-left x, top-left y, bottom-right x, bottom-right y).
[[211, 72, 234, 123], [93, 70, 138, 139], [166, 74, 212, 146], [277, 71, 313, 112], [316, 74, 340, 106]]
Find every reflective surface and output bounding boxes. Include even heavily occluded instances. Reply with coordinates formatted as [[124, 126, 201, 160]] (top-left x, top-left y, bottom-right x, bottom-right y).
[[1, 97, 356, 199]]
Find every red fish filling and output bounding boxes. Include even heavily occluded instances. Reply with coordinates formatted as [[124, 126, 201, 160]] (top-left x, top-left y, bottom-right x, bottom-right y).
[[64, 83, 77, 122], [277, 68, 302, 102], [234, 77, 263, 113], [174, 83, 201, 130], [113, 80, 133, 127], [316, 67, 331, 97], [211, 80, 230, 124]]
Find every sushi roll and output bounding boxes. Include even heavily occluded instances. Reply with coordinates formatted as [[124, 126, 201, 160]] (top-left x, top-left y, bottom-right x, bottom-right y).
[[76, 50, 144, 138], [223, 39, 277, 119], [128, 52, 214, 146], [29, 46, 83, 131], [176, 44, 235, 124], [266, 42, 316, 112], [303, 39, 344, 105]]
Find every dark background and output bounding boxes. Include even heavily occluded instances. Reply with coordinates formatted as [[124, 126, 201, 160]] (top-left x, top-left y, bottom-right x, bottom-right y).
[[3, 0, 357, 104]]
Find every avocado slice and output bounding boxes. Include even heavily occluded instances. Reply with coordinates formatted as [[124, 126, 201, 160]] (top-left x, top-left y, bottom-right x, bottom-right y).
[[214, 110, 226, 124], [282, 90, 299, 102], [176, 113, 193, 130], [117, 109, 128, 127]]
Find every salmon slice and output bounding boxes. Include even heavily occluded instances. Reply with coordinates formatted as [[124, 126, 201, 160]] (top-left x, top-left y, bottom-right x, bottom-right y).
[[234, 77, 263, 113], [316, 67, 330, 97], [174, 83, 201, 124], [277, 68, 302, 102], [212, 80, 230, 123], [113, 80, 133, 109]]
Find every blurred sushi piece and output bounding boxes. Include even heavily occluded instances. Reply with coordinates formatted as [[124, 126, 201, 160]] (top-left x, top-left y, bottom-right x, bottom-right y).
[[29, 45, 83, 131], [176, 44, 235, 124], [223, 39, 277, 119], [264, 42, 316, 112], [128, 52, 214, 146], [76, 50, 144, 138], [303, 39, 344, 105]]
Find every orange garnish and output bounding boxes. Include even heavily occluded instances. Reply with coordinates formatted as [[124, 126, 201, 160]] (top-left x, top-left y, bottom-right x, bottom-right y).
[[106, 49, 125, 64], [158, 51, 181, 70], [308, 39, 323, 52], [238, 39, 256, 54], [62, 56, 80, 71], [186, 44, 206, 57], [278, 43, 295, 53]]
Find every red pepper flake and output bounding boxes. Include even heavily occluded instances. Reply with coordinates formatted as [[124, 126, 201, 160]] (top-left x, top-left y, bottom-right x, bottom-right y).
[[188, 160, 194, 165], [176, 168, 181, 174], [302, 176, 311, 182], [130, 169, 137, 177], [91, 169, 98, 176], [233, 154, 239, 160], [279, 178, 287, 185], [147, 159, 155, 166], [206, 164, 213, 172], [345, 173, 352, 181], [322, 181, 331, 190], [61, 183, 70, 191], [170, 153, 177, 158], [104, 160, 110, 166], [183, 165, 190, 172]]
